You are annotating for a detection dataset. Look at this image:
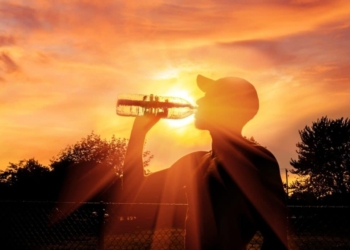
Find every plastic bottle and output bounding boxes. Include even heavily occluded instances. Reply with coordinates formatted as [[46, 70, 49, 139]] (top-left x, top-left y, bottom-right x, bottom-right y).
[[116, 94, 196, 119]]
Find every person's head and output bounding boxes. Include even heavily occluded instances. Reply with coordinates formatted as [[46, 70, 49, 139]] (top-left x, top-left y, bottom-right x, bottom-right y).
[[195, 75, 259, 134]]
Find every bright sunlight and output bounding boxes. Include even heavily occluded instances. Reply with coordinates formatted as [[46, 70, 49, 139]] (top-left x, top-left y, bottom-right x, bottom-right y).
[[152, 68, 197, 129], [164, 89, 196, 128]]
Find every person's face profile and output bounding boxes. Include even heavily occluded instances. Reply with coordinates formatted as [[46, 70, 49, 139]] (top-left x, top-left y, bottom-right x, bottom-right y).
[[194, 76, 259, 133], [194, 89, 236, 130]]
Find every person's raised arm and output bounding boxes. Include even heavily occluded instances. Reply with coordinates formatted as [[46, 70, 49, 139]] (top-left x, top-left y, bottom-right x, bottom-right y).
[[123, 115, 161, 189]]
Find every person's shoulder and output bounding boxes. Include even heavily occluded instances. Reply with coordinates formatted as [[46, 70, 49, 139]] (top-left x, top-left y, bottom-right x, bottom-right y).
[[185, 150, 209, 156], [174, 151, 209, 165], [249, 144, 279, 170], [188, 150, 210, 158], [254, 145, 276, 161], [155, 151, 209, 187]]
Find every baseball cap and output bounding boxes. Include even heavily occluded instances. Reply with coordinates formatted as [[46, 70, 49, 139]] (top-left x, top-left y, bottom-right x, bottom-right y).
[[196, 74, 259, 115]]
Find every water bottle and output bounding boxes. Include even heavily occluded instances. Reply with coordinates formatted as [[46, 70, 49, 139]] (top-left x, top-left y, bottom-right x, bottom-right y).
[[116, 94, 196, 119]]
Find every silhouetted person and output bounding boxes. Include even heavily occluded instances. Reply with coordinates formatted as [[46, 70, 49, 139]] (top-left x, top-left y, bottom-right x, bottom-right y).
[[122, 75, 288, 249]]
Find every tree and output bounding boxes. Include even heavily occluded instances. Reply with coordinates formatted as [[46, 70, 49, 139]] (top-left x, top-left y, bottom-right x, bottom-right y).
[[50, 131, 152, 176], [51, 132, 128, 176], [50, 131, 153, 202], [0, 132, 153, 202], [0, 159, 51, 200], [290, 116, 350, 202]]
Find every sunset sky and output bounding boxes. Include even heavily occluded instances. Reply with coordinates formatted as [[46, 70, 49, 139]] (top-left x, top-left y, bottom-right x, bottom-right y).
[[1, 0, 350, 183]]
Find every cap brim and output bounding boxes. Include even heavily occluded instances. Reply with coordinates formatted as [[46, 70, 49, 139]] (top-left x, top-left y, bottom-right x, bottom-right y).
[[197, 74, 215, 92]]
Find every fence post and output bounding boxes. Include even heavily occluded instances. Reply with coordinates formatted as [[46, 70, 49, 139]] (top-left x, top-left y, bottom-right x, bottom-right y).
[[98, 201, 105, 250]]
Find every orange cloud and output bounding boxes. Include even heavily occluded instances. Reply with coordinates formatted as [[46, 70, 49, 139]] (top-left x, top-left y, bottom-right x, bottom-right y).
[[0, 52, 20, 73], [0, 0, 350, 180], [0, 35, 16, 47]]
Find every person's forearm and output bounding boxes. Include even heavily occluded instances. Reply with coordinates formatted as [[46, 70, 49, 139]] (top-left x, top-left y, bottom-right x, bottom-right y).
[[123, 124, 148, 186]]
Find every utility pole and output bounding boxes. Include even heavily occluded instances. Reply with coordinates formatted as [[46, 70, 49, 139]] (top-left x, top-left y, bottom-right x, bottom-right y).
[[285, 169, 289, 200]]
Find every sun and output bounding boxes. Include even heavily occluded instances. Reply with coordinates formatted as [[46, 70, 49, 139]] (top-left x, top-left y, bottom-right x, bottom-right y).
[[152, 68, 198, 129], [164, 89, 196, 128]]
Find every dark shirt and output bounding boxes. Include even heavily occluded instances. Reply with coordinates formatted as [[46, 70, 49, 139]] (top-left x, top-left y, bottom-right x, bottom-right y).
[[185, 141, 287, 250], [133, 139, 287, 249]]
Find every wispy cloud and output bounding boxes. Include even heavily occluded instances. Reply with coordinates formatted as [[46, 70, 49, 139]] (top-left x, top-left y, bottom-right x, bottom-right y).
[[0, 35, 16, 47], [0, 3, 42, 30], [0, 52, 20, 74], [0, 0, 349, 173]]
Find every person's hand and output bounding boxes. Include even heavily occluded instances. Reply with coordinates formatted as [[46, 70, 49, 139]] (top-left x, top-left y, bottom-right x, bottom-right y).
[[132, 115, 161, 133]]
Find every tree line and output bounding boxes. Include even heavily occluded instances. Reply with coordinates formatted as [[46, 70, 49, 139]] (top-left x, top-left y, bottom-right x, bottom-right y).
[[1, 116, 349, 205], [0, 132, 152, 202]]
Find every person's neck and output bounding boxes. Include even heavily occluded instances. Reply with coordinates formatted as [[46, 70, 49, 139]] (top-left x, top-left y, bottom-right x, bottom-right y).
[[210, 127, 244, 153]]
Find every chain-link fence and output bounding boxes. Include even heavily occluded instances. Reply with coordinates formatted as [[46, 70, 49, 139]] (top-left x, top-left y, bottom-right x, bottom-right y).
[[0, 201, 349, 250]]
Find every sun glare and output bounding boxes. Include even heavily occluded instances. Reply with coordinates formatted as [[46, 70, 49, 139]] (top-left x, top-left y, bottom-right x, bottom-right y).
[[164, 89, 196, 128], [151, 67, 197, 128], [153, 68, 179, 80]]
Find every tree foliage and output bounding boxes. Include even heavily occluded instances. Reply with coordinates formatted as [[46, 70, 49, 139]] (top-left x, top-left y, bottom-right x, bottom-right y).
[[50, 131, 153, 176], [290, 116, 350, 201], [51, 132, 125, 177], [0, 159, 51, 200], [0, 132, 153, 201]]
